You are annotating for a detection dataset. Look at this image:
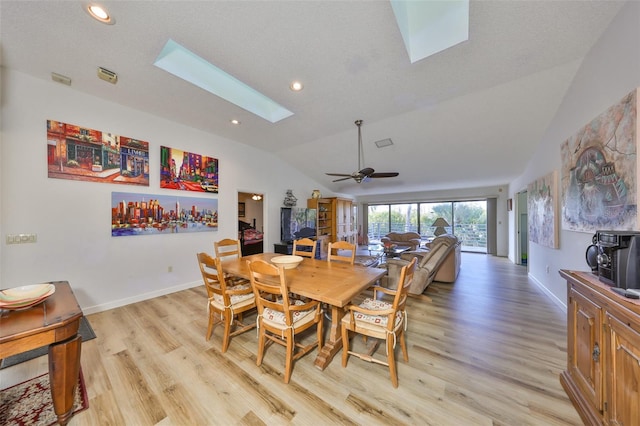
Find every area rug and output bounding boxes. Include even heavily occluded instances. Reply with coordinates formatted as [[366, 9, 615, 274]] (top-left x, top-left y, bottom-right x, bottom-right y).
[[1, 317, 96, 369], [0, 368, 88, 426]]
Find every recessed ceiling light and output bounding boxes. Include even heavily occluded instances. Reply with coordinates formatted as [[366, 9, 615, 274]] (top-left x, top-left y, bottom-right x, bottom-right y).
[[290, 81, 304, 91], [230, 119, 241, 125], [84, 3, 115, 25]]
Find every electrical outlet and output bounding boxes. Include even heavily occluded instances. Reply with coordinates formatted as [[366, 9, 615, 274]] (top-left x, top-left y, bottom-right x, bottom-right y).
[[6, 233, 38, 244], [168, 266, 173, 273], [546, 265, 550, 274]]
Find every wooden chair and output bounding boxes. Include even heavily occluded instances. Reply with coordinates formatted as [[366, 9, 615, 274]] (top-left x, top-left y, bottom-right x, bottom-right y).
[[247, 259, 324, 384], [214, 238, 242, 260], [196, 252, 256, 353], [340, 257, 417, 388], [214, 238, 247, 284], [292, 237, 317, 259], [327, 241, 356, 264]]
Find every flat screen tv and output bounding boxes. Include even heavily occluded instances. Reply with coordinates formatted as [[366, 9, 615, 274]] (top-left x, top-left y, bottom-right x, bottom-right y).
[[281, 207, 316, 243]]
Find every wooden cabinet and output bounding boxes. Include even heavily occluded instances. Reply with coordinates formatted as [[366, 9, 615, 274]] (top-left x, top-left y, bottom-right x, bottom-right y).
[[335, 198, 356, 244], [560, 270, 640, 425], [307, 197, 356, 255]]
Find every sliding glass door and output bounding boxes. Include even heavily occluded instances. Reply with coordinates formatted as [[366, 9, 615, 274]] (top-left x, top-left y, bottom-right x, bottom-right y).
[[367, 200, 487, 252]]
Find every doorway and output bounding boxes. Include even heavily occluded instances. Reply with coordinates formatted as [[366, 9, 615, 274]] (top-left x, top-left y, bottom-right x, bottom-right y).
[[238, 192, 265, 255], [516, 190, 528, 267]]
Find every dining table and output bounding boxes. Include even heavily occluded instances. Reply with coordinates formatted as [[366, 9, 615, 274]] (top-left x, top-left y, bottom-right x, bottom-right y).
[[220, 252, 387, 370]]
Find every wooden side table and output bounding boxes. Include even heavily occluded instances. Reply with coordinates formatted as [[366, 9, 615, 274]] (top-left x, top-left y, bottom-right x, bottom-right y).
[[0, 281, 83, 425]]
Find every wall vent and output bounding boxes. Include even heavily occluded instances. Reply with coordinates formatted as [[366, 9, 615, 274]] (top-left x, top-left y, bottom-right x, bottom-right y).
[[97, 67, 118, 84]]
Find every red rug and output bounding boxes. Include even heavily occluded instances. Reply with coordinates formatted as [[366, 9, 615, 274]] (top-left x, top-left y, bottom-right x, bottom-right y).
[[0, 369, 88, 426]]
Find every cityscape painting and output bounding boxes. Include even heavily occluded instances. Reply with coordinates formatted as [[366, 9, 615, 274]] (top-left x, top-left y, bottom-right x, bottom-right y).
[[111, 192, 218, 237], [160, 146, 219, 193], [561, 88, 638, 233], [47, 120, 149, 186]]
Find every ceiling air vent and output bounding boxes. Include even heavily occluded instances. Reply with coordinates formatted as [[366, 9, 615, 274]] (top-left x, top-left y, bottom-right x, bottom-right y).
[[97, 67, 118, 84]]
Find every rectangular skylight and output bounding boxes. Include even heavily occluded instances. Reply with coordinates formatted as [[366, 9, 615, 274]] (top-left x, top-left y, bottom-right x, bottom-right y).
[[154, 39, 293, 123], [391, 0, 469, 64]]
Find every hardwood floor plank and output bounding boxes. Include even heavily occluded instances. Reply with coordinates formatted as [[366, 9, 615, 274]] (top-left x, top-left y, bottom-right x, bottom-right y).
[[0, 253, 582, 425]]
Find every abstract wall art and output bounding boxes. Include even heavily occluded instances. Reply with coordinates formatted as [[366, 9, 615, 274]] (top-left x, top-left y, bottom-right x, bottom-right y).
[[47, 120, 149, 186], [561, 89, 638, 233], [111, 192, 218, 237], [528, 170, 559, 249], [160, 146, 218, 193]]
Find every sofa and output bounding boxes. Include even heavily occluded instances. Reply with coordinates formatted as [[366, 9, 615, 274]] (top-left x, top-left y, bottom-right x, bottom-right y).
[[380, 232, 421, 251], [383, 234, 461, 295]]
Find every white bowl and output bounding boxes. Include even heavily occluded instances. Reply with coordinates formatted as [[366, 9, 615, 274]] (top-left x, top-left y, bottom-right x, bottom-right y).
[[271, 255, 304, 269], [0, 284, 53, 302]]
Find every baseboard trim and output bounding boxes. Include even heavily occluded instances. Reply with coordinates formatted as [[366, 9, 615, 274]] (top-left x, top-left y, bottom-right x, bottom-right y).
[[81, 280, 201, 315]]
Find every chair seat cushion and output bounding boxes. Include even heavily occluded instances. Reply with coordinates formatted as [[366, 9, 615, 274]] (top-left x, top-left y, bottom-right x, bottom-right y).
[[261, 300, 317, 329], [342, 298, 403, 330], [210, 283, 255, 310]]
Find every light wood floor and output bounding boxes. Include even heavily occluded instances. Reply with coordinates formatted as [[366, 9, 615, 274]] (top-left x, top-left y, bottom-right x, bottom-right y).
[[1, 253, 582, 425]]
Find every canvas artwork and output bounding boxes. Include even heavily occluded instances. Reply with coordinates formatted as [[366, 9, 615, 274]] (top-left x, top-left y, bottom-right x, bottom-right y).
[[561, 89, 638, 233], [528, 170, 559, 249], [160, 146, 219, 193], [111, 192, 218, 237], [47, 120, 149, 186]]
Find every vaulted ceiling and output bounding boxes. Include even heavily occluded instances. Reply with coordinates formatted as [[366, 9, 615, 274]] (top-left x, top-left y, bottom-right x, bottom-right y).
[[0, 1, 626, 196]]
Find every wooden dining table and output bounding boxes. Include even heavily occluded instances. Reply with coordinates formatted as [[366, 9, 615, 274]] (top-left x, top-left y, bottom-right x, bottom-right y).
[[221, 253, 387, 370]]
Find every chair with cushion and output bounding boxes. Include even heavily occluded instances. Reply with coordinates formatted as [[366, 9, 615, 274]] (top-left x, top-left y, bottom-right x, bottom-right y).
[[214, 238, 247, 284], [341, 257, 417, 388], [327, 241, 356, 264], [292, 237, 317, 259], [196, 252, 256, 352], [247, 259, 324, 384]]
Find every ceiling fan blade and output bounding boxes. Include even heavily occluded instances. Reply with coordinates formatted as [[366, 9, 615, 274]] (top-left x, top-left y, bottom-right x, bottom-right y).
[[326, 173, 352, 177], [369, 172, 399, 178], [332, 176, 353, 182]]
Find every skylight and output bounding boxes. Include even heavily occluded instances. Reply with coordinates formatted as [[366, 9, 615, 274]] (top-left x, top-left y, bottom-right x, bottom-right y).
[[390, 0, 469, 64], [154, 39, 294, 123]]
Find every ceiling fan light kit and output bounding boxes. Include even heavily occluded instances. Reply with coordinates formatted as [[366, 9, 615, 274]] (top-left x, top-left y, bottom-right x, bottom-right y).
[[326, 120, 399, 184]]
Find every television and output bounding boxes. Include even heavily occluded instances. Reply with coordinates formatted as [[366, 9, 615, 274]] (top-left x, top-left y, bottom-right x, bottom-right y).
[[281, 207, 316, 243]]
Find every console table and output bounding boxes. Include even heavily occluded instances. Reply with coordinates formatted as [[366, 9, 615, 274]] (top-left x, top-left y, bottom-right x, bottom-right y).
[[559, 270, 640, 425], [0, 281, 83, 425]]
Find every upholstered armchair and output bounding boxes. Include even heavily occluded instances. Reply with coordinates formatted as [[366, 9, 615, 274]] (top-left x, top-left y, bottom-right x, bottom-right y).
[[383, 235, 460, 295], [380, 232, 421, 251]]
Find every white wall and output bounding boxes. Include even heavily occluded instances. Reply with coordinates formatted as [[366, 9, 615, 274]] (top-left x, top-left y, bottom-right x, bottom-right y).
[[0, 69, 324, 314], [509, 1, 640, 308]]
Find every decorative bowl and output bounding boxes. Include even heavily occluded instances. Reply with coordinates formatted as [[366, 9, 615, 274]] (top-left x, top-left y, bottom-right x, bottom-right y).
[[0, 284, 55, 309], [271, 255, 304, 269]]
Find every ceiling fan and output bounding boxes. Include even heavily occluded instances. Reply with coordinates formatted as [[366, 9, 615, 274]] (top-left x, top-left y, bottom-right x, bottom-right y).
[[326, 120, 399, 183]]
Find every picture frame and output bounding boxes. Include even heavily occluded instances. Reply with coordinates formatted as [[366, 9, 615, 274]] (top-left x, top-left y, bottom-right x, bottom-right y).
[[238, 202, 245, 217]]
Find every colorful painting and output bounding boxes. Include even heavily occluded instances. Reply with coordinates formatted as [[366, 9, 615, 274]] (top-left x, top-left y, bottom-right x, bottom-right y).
[[561, 89, 638, 232], [160, 146, 218, 193], [528, 171, 559, 249], [111, 192, 218, 237], [47, 120, 149, 186]]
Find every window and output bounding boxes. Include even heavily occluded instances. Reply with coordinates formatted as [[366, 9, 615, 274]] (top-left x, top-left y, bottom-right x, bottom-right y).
[[367, 200, 487, 252]]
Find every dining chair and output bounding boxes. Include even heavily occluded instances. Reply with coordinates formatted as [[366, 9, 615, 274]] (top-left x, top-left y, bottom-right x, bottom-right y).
[[292, 237, 317, 259], [340, 256, 417, 388], [247, 259, 324, 384], [214, 238, 247, 284], [327, 241, 356, 264], [196, 252, 256, 353]]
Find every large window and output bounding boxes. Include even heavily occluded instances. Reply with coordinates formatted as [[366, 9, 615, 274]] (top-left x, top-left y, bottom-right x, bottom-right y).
[[367, 200, 487, 252]]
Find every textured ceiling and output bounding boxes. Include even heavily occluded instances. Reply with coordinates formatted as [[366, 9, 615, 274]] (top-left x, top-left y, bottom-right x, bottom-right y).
[[0, 1, 626, 196]]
